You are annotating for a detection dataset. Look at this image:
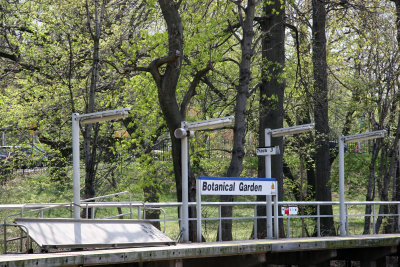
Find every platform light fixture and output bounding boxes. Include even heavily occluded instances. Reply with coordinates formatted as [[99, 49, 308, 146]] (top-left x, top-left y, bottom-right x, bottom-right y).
[[72, 108, 131, 219], [175, 116, 234, 243], [263, 123, 315, 239], [338, 130, 386, 236], [342, 130, 386, 143], [271, 123, 315, 138], [182, 116, 234, 131], [78, 108, 130, 125]]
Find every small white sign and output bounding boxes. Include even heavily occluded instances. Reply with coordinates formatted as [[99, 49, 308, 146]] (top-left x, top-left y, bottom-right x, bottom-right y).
[[281, 206, 298, 215], [198, 177, 277, 196], [256, 146, 280, 156]]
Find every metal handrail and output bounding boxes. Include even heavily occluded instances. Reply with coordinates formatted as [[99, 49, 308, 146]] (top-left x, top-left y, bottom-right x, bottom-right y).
[[2, 200, 400, 248], [1, 192, 137, 254], [143, 207, 167, 233], [81, 191, 136, 219], [2, 223, 31, 254]]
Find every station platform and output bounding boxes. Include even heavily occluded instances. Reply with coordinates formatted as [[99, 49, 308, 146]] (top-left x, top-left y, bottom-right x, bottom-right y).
[[1, 234, 400, 266]]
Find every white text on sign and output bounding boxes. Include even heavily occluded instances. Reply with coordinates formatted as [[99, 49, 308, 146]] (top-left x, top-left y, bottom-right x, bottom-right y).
[[199, 178, 277, 196]]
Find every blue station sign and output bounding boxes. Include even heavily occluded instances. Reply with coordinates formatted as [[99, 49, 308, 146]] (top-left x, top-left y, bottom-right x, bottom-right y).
[[198, 177, 277, 196]]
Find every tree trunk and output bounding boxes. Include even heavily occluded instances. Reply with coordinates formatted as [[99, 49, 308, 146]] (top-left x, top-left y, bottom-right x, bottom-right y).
[[154, 0, 208, 241], [376, 126, 400, 233], [155, 0, 188, 239], [256, 0, 285, 239], [312, 0, 335, 236], [219, 0, 259, 241], [388, 0, 400, 234], [363, 141, 380, 234], [83, 1, 105, 215]]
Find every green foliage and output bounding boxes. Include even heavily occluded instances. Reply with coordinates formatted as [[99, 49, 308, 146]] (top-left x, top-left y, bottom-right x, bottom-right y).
[[0, 0, 399, 212], [1, 172, 71, 204]]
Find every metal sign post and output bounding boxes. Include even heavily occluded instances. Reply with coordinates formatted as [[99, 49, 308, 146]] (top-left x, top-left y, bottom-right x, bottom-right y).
[[175, 116, 234, 243], [264, 129, 274, 238], [338, 130, 386, 236], [258, 123, 315, 239], [72, 108, 130, 219], [196, 177, 277, 242]]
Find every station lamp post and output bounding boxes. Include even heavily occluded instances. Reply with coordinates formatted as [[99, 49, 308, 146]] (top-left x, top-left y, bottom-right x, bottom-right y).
[[338, 130, 386, 236], [72, 108, 130, 219], [258, 123, 315, 239], [174, 116, 234, 243]]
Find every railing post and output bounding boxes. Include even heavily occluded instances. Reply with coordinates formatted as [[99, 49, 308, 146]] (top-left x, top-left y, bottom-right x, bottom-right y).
[[218, 205, 222, 242], [338, 135, 346, 236], [3, 222, 6, 254], [345, 204, 349, 235], [20, 208, 23, 252], [287, 215, 290, 238], [372, 204, 376, 234], [265, 129, 273, 239], [129, 193, 133, 219], [274, 192, 279, 239], [196, 180, 202, 243], [254, 205, 258, 239], [397, 203, 400, 233], [317, 204, 321, 237]]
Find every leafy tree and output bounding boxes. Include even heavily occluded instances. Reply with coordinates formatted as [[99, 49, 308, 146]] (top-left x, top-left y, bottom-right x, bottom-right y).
[[256, 0, 286, 238], [312, 0, 336, 236]]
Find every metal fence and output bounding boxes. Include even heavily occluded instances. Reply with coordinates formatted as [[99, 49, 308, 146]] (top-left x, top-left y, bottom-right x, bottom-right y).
[[2, 198, 400, 247]]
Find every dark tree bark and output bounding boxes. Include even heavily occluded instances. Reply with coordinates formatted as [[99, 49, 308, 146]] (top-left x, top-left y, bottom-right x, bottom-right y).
[[312, 0, 335, 236], [386, 0, 400, 234], [135, 0, 212, 241], [256, 0, 285, 239], [366, 0, 400, 234], [392, 1, 400, 234], [363, 140, 381, 234], [83, 0, 106, 212], [219, 0, 259, 241]]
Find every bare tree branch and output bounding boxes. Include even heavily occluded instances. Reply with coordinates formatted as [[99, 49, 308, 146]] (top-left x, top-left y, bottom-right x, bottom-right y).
[[180, 62, 213, 114]]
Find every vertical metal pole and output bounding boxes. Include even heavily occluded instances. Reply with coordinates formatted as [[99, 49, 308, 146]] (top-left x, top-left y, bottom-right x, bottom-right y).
[[397, 203, 400, 233], [254, 205, 258, 239], [265, 129, 273, 239], [218, 205, 222, 242], [317, 204, 321, 237], [398, 142, 400, 233], [129, 194, 133, 219], [345, 204, 349, 235], [372, 204, 376, 234], [3, 222, 6, 254], [274, 189, 279, 238], [181, 135, 189, 243], [196, 179, 202, 242], [72, 113, 81, 219], [338, 135, 346, 236], [19, 209, 23, 252]]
